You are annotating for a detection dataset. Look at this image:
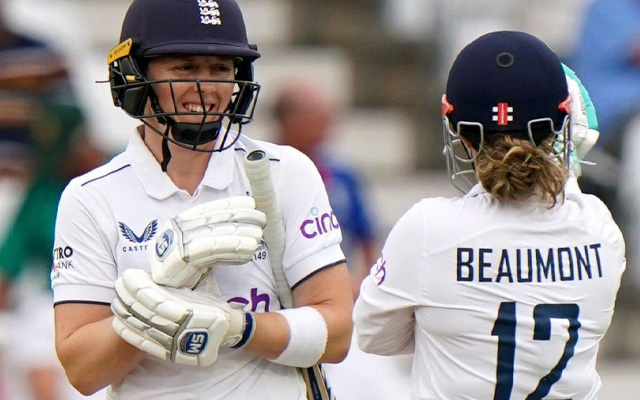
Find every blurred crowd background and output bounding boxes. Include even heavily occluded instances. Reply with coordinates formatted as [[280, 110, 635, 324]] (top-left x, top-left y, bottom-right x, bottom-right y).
[[0, 0, 638, 399]]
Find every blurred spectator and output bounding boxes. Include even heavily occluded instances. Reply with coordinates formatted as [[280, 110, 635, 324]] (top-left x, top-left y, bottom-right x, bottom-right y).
[[273, 83, 378, 298], [572, 0, 640, 158], [0, 95, 103, 290], [0, 0, 68, 142], [0, 94, 106, 400], [570, 0, 640, 360], [0, 0, 68, 299], [570, 0, 640, 275], [0, 2, 106, 398]]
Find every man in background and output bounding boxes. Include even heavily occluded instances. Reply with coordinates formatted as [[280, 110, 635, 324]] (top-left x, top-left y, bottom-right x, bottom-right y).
[[273, 82, 378, 297]]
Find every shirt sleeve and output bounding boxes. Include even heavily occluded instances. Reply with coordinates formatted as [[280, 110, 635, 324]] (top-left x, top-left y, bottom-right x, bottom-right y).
[[353, 201, 425, 355], [275, 147, 346, 288], [51, 180, 117, 305]]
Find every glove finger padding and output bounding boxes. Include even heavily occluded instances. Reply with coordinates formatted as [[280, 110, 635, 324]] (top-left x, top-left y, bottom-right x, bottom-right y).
[[111, 269, 247, 367], [562, 64, 600, 176], [112, 298, 174, 361], [150, 196, 267, 288]]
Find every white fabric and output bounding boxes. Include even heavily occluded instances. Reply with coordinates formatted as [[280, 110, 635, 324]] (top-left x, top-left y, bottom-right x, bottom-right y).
[[354, 178, 626, 400], [51, 130, 344, 400], [273, 306, 328, 367], [149, 196, 266, 288], [323, 332, 413, 400]]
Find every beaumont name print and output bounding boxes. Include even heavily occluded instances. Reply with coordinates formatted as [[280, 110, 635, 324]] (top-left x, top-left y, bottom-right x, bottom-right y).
[[456, 244, 603, 283]]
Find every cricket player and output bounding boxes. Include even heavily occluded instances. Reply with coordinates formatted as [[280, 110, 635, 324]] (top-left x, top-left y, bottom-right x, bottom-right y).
[[51, 1, 353, 398], [354, 31, 626, 400]]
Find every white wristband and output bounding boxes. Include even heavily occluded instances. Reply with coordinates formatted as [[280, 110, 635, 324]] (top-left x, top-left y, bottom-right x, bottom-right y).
[[272, 306, 328, 368]]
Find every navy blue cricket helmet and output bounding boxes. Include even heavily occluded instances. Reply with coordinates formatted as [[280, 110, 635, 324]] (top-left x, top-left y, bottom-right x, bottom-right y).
[[441, 31, 572, 192], [108, 0, 261, 154]]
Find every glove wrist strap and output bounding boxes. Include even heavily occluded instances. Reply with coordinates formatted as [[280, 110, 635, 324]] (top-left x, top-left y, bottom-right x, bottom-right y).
[[229, 312, 256, 349]]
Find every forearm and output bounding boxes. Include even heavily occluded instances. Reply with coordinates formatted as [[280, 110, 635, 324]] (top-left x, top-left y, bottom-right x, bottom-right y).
[[56, 315, 144, 395], [244, 304, 352, 363], [310, 303, 352, 363], [243, 312, 289, 359]]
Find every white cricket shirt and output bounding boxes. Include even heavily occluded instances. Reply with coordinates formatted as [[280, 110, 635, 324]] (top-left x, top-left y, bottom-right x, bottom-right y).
[[354, 179, 625, 400], [52, 130, 345, 400]]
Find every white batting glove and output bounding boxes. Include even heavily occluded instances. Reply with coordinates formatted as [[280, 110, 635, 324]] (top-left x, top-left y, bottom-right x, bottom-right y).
[[150, 196, 266, 288], [563, 64, 600, 176], [111, 269, 256, 367]]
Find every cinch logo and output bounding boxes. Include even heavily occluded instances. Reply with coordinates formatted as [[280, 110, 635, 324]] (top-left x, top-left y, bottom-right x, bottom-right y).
[[373, 256, 386, 286], [119, 220, 158, 243], [229, 288, 272, 312], [300, 207, 340, 239], [180, 331, 209, 355], [198, 0, 221, 25], [156, 230, 175, 259]]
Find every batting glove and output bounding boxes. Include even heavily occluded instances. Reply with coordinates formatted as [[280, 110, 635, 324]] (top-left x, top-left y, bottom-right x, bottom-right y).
[[150, 196, 266, 288], [111, 269, 256, 367], [563, 64, 600, 176]]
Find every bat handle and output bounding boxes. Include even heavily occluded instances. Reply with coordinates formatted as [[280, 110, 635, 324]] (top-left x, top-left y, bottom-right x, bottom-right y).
[[245, 150, 293, 309]]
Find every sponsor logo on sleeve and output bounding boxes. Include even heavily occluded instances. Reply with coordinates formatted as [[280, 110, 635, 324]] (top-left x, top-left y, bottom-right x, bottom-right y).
[[299, 207, 340, 239], [51, 246, 74, 280]]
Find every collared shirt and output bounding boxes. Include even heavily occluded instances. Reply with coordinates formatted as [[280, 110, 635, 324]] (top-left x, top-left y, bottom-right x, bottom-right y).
[[52, 130, 345, 400], [354, 178, 626, 400]]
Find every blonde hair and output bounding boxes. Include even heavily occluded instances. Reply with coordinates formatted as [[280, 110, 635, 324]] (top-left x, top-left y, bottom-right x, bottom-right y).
[[474, 136, 568, 207]]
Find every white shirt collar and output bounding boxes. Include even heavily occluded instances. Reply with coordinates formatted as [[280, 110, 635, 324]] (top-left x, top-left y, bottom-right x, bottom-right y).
[[465, 183, 487, 198], [125, 129, 237, 200], [200, 141, 235, 190], [464, 175, 583, 204]]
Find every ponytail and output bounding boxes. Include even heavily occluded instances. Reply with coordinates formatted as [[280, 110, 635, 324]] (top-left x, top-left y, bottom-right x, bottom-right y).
[[475, 136, 568, 207]]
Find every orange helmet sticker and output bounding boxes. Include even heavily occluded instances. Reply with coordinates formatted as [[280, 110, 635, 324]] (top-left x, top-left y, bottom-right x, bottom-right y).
[[558, 94, 572, 115], [442, 94, 454, 115]]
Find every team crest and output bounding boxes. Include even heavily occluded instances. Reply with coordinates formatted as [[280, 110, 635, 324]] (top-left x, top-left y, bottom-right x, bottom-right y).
[[198, 0, 222, 25], [119, 220, 158, 243]]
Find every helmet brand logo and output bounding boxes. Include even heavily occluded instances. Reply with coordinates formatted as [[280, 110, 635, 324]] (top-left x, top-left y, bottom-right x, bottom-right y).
[[492, 103, 513, 126], [199, 1, 222, 25]]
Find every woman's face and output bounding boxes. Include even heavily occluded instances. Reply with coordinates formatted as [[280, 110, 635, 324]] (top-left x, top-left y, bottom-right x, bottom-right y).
[[146, 55, 236, 124]]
